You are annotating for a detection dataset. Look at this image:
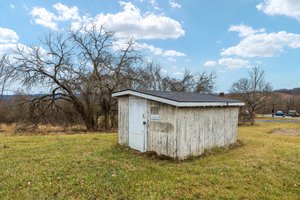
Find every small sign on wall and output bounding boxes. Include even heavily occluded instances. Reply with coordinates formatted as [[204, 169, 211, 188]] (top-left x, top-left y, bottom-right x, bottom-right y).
[[151, 114, 160, 121]]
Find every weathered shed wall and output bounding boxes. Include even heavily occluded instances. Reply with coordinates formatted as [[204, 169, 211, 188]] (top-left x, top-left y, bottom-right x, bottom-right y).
[[117, 96, 129, 144], [146, 100, 177, 158], [175, 107, 239, 160], [117, 95, 239, 160]]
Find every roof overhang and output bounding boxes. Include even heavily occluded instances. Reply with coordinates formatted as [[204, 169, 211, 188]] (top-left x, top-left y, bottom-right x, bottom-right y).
[[112, 90, 245, 107]]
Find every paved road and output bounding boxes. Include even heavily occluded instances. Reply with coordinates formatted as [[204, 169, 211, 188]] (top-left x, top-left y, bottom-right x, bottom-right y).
[[262, 114, 295, 119], [256, 119, 300, 123]]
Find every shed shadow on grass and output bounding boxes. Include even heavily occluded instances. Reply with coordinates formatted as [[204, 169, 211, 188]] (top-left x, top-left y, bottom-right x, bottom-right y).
[[185, 140, 245, 162], [114, 140, 245, 163]]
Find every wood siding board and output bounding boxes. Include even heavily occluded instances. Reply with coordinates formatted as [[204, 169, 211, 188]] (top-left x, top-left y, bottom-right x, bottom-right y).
[[147, 100, 177, 157], [118, 96, 129, 144], [176, 107, 239, 160]]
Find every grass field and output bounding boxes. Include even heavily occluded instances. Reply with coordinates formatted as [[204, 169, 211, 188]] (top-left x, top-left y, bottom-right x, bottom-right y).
[[0, 123, 300, 199]]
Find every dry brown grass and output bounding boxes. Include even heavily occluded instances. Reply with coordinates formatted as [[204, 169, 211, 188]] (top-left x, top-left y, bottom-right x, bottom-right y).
[[272, 128, 300, 136], [0, 123, 15, 134], [0, 123, 89, 135]]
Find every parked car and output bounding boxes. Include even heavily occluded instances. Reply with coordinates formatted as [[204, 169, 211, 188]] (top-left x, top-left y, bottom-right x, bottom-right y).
[[275, 111, 285, 117], [286, 110, 299, 117]]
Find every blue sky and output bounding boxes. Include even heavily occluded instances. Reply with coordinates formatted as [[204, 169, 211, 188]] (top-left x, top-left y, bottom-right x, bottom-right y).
[[1, 0, 300, 92]]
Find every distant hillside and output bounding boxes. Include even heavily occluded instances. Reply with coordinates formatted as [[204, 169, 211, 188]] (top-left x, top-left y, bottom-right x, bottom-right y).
[[275, 88, 300, 95], [0, 94, 44, 101]]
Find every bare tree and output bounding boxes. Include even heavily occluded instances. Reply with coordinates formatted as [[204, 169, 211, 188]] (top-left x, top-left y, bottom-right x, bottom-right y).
[[71, 25, 142, 129], [134, 62, 167, 91], [134, 65, 216, 93], [165, 70, 216, 93], [12, 24, 141, 131], [230, 66, 272, 123], [0, 55, 12, 100], [194, 71, 216, 93]]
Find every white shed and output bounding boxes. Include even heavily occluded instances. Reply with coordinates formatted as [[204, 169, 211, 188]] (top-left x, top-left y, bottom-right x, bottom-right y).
[[112, 89, 244, 160]]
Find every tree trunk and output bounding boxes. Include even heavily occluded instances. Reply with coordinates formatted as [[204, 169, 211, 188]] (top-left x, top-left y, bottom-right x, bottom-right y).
[[70, 98, 99, 131], [83, 114, 98, 131], [104, 109, 110, 130], [76, 105, 98, 131], [250, 106, 256, 125], [101, 97, 111, 131]]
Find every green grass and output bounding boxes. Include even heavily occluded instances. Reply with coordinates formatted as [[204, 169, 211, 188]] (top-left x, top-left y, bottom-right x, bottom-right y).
[[0, 123, 300, 199]]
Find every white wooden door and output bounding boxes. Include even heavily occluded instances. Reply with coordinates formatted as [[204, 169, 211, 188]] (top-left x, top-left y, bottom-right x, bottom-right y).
[[129, 97, 147, 152]]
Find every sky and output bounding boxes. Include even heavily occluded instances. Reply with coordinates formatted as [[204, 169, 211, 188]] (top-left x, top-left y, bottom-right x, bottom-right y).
[[0, 0, 300, 93]]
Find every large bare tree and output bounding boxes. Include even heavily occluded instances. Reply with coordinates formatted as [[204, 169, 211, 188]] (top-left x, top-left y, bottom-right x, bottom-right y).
[[230, 66, 272, 123], [71, 25, 141, 129], [12, 24, 141, 131]]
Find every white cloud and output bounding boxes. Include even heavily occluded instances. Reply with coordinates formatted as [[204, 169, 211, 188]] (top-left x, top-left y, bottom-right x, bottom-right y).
[[161, 66, 184, 77], [0, 43, 17, 55], [204, 60, 217, 67], [163, 50, 185, 57], [173, 71, 184, 76], [28, 2, 185, 63], [10, 4, 15, 9], [218, 58, 250, 69], [171, 65, 185, 76], [138, 43, 185, 57], [0, 27, 19, 43], [30, 3, 81, 30], [112, 40, 186, 58], [0, 27, 20, 56], [148, 0, 160, 10], [229, 24, 265, 37], [169, 0, 181, 8], [53, 3, 81, 21], [137, 43, 163, 55], [257, 0, 300, 21], [203, 58, 250, 69], [93, 1, 184, 39], [0, 27, 37, 57], [30, 7, 58, 30], [0, 42, 32, 57], [222, 24, 300, 58], [161, 68, 168, 73], [70, 15, 91, 31], [210, 24, 300, 70], [30, 2, 184, 40], [167, 57, 176, 62]]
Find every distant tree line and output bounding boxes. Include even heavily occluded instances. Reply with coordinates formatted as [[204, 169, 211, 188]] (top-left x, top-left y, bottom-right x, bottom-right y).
[[258, 92, 300, 115], [275, 88, 300, 95]]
